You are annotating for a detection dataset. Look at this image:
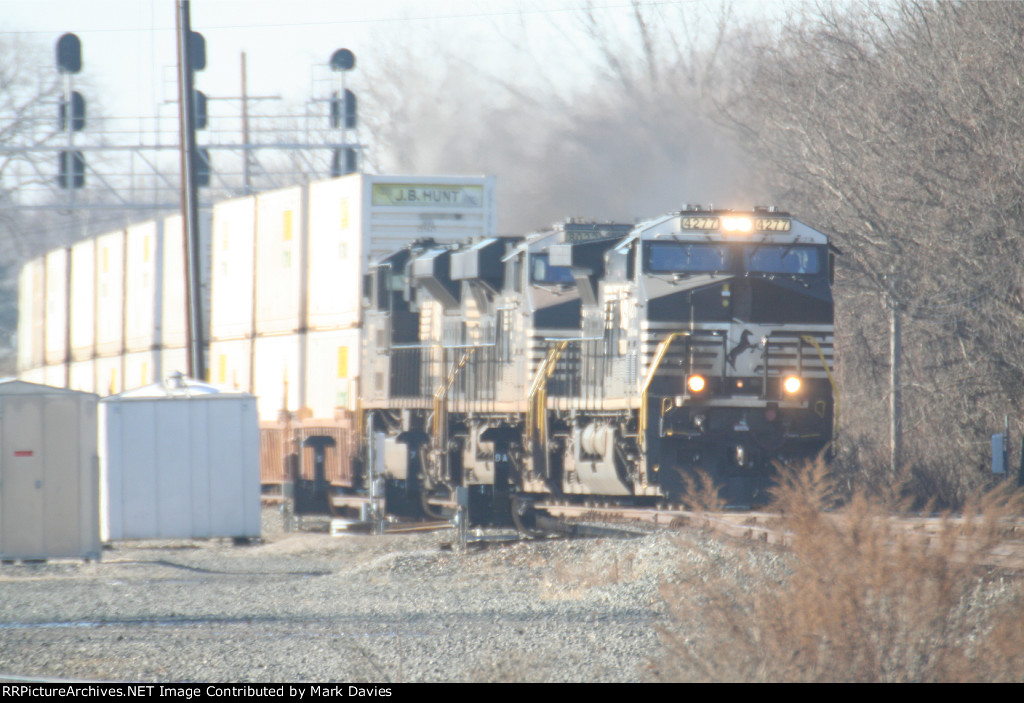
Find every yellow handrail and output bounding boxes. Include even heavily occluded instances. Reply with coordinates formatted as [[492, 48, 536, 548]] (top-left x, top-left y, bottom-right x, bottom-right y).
[[800, 334, 839, 435], [639, 331, 690, 451], [526, 340, 570, 449], [432, 347, 478, 441]]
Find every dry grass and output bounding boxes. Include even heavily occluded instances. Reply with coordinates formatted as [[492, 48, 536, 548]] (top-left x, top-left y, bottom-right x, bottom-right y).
[[653, 459, 1024, 682]]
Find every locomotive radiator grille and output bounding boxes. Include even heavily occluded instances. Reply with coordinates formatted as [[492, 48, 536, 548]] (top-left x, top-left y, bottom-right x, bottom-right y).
[[637, 328, 834, 395], [755, 332, 834, 379]]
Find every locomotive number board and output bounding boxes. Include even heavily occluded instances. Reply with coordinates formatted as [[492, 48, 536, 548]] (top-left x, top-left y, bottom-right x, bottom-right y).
[[678, 216, 792, 232]]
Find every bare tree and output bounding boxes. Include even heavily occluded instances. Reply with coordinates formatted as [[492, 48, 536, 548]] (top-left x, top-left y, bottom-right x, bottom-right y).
[[356, 1, 758, 233], [722, 0, 1024, 501]]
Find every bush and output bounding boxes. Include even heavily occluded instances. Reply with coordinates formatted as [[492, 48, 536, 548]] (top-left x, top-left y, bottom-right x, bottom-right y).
[[653, 459, 1024, 682]]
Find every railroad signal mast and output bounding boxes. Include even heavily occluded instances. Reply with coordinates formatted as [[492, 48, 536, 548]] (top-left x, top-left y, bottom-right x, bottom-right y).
[[2, 19, 362, 247]]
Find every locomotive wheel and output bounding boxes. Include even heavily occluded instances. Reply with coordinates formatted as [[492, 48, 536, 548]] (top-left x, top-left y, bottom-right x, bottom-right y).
[[511, 496, 548, 538]]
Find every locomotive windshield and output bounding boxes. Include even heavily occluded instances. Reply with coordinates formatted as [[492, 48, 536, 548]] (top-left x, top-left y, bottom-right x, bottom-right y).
[[644, 242, 730, 274], [746, 245, 822, 275], [530, 253, 575, 284]]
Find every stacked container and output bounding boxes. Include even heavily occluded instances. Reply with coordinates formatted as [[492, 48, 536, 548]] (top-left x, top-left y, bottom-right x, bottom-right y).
[[17, 257, 44, 376], [209, 173, 496, 422], [18, 214, 212, 397], [18, 173, 496, 435], [69, 237, 97, 393]]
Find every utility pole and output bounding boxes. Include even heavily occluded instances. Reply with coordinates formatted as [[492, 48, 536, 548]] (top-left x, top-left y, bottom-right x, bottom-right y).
[[176, 0, 205, 381], [241, 53, 252, 195], [889, 294, 902, 475]]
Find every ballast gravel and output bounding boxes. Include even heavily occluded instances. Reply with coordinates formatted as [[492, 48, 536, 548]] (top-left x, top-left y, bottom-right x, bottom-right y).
[[0, 508, 778, 683]]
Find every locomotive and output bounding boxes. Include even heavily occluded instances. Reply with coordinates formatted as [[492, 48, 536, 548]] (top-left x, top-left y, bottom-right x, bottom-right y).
[[358, 207, 836, 524]]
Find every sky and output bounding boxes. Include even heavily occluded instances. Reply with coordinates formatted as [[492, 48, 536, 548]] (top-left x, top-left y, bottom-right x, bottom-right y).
[[0, 0, 609, 129], [0, 0, 787, 234]]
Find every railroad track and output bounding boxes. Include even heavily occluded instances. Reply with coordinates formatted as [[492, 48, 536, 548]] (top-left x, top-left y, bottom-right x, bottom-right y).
[[536, 500, 1024, 572], [314, 493, 1024, 571]]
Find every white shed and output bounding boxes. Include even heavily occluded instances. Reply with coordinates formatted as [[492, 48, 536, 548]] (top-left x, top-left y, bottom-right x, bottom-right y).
[[99, 374, 260, 541], [0, 380, 101, 561]]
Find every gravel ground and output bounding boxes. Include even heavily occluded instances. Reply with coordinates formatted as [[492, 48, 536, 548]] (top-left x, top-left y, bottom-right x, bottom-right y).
[[0, 507, 758, 683]]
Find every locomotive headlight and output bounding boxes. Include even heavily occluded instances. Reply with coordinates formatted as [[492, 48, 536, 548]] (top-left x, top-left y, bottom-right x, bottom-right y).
[[783, 376, 802, 394], [721, 216, 753, 233], [687, 375, 707, 393]]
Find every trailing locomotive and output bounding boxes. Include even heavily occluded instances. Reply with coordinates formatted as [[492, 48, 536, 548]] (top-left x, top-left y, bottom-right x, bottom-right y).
[[359, 207, 835, 523]]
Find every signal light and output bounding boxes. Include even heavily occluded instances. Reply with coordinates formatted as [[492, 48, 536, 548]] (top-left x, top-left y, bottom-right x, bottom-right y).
[[194, 90, 207, 130], [196, 148, 211, 187], [56, 33, 82, 74], [331, 147, 358, 177], [57, 150, 85, 189], [331, 90, 357, 129], [59, 91, 86, 131], [190, 31, 206, 71]]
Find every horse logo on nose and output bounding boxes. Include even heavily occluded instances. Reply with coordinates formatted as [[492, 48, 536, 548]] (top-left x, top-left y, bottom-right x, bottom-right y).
[[727, 329, 757, 369]]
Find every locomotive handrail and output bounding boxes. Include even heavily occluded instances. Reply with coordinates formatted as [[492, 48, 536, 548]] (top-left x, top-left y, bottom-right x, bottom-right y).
[[639, 331, 692, 452], [525, 335, 605, 449], [526, 340, 571, 449], [432, 347, 481, 440], [800, 334, 839, 435], [390, 341, 494, 350]]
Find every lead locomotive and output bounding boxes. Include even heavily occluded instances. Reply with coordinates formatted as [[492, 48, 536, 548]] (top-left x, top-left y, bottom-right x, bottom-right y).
[[358, 207, 835, 523]]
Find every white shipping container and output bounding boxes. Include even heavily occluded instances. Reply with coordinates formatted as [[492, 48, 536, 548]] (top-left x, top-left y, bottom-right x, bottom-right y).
[[95, 229, 126, 358], [123, 350, 160, 391], [358, 174, 496, 261], [0, 380, 101, 561], [161, 347, 190, 382], [69, 238, 96, 361], [162, 213, 213, 348], [19, 367, 45, 386], [209, 198, 256, 341], [254, 187, 305, 336], [43, 363, 67, 388], [209, 337, 252, 392], [17, 257, 45, 373], [305, 174, 496, 331], [306, 328, 361, 416], [252, 334, 305, 421], [43, 248, 69, 366], [307, 177, 362, 330], [124, 220, 161, 353], [100, 377, 260, 541], [69, 359, 96, 394], [94, 355, 123, 397]]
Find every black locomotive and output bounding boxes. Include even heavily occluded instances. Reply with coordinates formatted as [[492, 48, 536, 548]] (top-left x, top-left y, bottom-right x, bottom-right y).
[[358, 207, 835, 523]]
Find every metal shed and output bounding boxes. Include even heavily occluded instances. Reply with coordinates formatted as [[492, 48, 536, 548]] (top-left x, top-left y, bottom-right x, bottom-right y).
[[99, 374, 260, 541], [0, 380, 101, 561]]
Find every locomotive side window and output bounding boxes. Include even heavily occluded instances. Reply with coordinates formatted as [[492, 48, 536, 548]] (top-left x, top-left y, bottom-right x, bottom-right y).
[[746, 245, 822, 275], [644, 242, 730, 274], [530, 253, 575, 284]]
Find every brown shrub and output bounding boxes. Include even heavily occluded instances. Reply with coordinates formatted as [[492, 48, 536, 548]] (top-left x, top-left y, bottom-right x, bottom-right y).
[[653, 459, 1024, 682]]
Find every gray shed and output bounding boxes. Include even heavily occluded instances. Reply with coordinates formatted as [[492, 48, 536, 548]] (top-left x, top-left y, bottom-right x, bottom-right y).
[[100, 374, 260, 541], [0, 380, 101, 561]]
